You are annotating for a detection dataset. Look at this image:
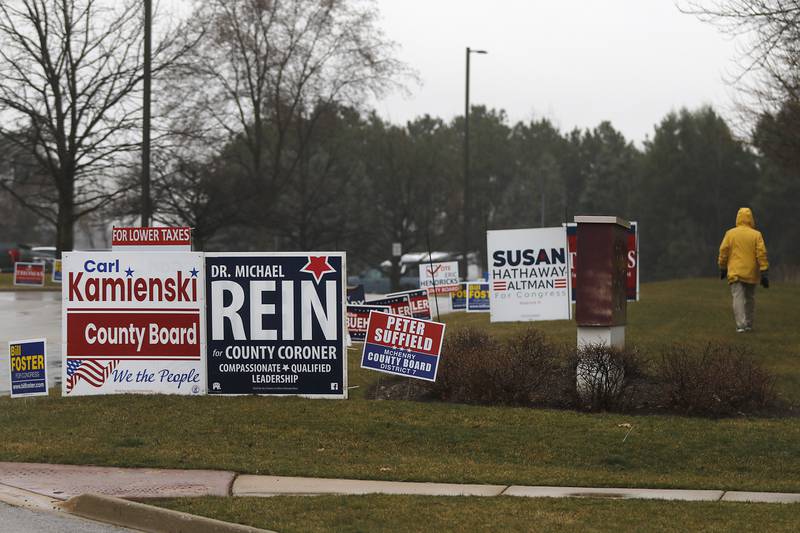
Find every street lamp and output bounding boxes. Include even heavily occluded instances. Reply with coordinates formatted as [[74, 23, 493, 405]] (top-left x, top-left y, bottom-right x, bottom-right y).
[[463, 47, 487, 281], [141, 0, 152, 227]]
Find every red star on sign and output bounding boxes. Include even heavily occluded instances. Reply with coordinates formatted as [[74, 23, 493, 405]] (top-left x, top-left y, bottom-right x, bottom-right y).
[[300, 256, 336, 283]]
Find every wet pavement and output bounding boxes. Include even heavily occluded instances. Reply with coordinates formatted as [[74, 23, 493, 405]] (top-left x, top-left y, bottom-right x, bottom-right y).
[[0, 291, 62, 394]]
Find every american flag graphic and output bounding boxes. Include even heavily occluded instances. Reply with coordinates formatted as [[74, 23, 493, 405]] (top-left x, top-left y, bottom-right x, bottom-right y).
[[554, 278, 567, 288], [492, 281, 507, 291], [66, 359, 119, 393]]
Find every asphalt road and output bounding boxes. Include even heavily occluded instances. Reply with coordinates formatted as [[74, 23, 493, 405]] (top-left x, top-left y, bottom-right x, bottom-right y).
[[0, 291, 62, 395], [0, 501, 133, 533]]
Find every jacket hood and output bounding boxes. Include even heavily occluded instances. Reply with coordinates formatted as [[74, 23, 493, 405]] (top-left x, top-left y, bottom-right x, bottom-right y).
[[736, 207, 755, 228]]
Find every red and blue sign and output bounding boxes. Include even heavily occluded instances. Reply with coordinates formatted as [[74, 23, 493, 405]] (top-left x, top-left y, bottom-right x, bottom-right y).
[[347, 304, 389, 342], [387, 289, 432, 320], [365, 294, 412, 317], [361, 311, 445, 382]]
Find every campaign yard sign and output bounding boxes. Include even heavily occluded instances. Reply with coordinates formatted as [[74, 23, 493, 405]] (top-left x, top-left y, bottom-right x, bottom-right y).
[[361, 311, 445, 381], [419, 261, 460, 294], [8, 338, 48, 397], [347, 305, 390, 342], [112, 226, 192, 251], [487, 227, 571, 322], [387, 289, 432, 320], [566, 222, 639, 302], [62, 252, 205, 396], [205, 253, 347, 397], [52, 259, 62, 283], [466, 282, 490, 313], [365, 294, 413, 317], [14, 262, 45, 287], [450, 283, 467, 311], [347, 284, 366, 304]]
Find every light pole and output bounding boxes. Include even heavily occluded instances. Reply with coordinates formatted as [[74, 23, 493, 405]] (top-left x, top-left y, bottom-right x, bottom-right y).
[[463, 47, 487, 281], [141, 0, 152, 227]]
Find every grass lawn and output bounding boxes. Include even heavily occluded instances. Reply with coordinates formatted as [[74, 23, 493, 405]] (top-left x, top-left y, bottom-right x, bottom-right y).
[[0, 279, 798, 495], [154, 495, 800, 533], [442, 278, 800, 404], [0, 271, 60, 290]]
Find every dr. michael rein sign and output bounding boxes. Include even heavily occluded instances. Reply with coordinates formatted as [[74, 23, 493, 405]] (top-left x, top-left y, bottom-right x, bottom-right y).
[[361, 311, 445, 382], [205, 252, 347, 397]]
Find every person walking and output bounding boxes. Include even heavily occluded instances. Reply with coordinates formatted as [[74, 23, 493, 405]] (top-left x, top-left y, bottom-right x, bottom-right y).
[[718, 207, 769, 332]]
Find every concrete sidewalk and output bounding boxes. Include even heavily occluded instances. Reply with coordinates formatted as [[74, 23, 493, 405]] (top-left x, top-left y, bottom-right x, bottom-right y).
[[1, 462, 799, 504]]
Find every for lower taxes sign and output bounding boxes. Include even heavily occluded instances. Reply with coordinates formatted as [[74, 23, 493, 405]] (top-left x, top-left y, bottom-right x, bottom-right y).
[[205, 253, 347, 397], [361, 311, 445, 382], [9, 338, 48, 397], [62, 251, 205, 396]]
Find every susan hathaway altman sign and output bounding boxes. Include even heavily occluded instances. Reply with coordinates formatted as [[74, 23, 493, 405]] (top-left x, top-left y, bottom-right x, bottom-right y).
[[487, 227, 571, 322]]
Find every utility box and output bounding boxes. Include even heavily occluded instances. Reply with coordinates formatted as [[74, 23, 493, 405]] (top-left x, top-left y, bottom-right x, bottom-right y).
[[574, 215, 630, 348]]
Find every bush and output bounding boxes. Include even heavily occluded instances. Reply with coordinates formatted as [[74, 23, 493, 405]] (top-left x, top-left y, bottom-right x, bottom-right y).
[[429, 327, 562, 406], [657, 342, 777, 416], [570, 344, 646, 411]]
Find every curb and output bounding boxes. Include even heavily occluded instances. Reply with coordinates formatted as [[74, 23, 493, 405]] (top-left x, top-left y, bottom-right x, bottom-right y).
[[61, 493, 275, 533]]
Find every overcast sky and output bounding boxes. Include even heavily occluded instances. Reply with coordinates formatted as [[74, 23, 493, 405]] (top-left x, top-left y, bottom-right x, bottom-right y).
[[371, 0, 740, 143]]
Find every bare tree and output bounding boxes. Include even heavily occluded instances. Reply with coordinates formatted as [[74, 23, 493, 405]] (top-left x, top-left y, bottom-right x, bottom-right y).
[[681, 1, 800, 113], [175, 0, 410, 234], [0, 0, 191, 251]]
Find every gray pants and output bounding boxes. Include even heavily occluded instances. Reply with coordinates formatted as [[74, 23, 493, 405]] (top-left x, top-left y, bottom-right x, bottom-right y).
[[730, 281, 755, 330]]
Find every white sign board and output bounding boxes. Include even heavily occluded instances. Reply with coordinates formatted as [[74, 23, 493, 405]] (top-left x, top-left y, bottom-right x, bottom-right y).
[[419, 261, 460, 294], [487, 227, 571, 322], [62, 251, 206, 396]]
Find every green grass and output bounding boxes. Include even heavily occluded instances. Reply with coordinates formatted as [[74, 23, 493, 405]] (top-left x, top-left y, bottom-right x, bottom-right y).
[[2, 392, 800, 492], [441, 278, 800, 403], [0, 271, 60, 290], [153, 495, 800, 533], [0, 278, 798, 494]]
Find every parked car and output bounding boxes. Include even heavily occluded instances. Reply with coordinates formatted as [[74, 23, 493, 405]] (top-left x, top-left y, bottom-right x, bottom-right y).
[[31, 246, 57, 271], [0, 243, 34, 272]]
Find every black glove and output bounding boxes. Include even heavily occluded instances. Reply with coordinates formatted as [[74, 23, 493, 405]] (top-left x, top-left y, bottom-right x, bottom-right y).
[[720, 269, 727, 280], [761, 273, 769, 289]]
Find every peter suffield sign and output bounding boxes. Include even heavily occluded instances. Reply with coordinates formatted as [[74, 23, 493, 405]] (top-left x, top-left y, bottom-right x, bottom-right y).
[[62, 252, 205, 396], [361, 311, 445, 381], [205, 253, 347, 397]]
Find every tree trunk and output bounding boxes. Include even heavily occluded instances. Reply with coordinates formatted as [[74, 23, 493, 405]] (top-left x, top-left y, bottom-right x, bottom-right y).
[[56, 179, 75, 253]]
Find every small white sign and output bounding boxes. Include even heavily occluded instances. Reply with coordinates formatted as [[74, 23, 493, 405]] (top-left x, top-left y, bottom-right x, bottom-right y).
[[487, 227, 571, 322], [419, 261, 460, 294]]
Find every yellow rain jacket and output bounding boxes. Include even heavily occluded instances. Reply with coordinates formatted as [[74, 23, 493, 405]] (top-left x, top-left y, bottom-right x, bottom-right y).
[[718, 207, 769, 284]]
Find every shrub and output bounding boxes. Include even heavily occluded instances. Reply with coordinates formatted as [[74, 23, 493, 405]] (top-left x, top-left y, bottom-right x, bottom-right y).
[[429, 327, 562, 406], [657, 342, 777, 416], [570, 344, 645, 411]]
